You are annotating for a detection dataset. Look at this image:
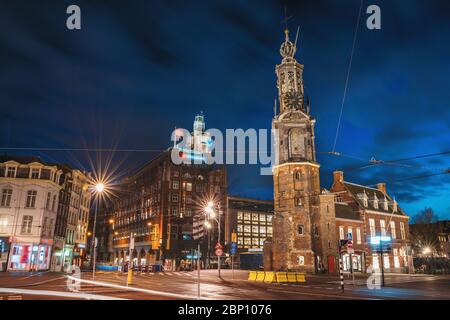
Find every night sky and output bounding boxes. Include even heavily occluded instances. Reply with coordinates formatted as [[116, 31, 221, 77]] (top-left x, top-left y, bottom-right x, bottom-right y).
[[0, 0, 449, 220]]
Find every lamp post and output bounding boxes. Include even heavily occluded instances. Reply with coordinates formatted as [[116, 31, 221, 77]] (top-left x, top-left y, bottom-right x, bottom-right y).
[[205, 201, 222, 278], [91, 182, 105, 280]]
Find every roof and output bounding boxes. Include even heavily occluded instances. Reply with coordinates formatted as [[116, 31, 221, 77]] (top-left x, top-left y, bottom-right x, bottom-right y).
[[0, 155, 47, 165], [227, 196, 274, 213], [343, 181, 407, 216], [335, 202, 361, 221]]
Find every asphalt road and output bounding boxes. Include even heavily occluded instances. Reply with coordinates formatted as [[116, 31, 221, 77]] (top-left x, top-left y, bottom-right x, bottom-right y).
[[0, 270, 449, 300]]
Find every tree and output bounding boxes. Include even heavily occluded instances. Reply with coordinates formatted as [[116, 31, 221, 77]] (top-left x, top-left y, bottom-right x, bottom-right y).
[[410, 208, 443, 256], [412, 207, 439, 224]]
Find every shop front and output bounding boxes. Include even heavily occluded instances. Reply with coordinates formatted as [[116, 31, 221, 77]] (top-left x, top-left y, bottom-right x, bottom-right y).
[[8, 243, 52, 271]]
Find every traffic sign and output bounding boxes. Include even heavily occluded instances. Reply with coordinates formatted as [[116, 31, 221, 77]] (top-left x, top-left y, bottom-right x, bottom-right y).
[[348, 240, 353, 248], [215, 242, 223, 250], [215, 248, 223, 256], [230, 242, 237, 254]]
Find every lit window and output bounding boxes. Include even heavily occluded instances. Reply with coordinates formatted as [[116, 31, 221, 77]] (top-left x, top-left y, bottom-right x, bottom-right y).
[[185, 182, 192, 191], [298, 256, 305, 266], [266, 215, 273, 223], [25, 190, 37, 208], [356, 228, 362, 244], [172, 181, 179, 189], [0, 215, 8, 233], [339, 226, 344, 240], [1, 189, 12, 207], [369, 219, 376, 237], [6, 167, 16, 178], [252, 213, 259, 221], [21, 215, 33, 234], [237, 211, 243, 221], [243, 213, 251, 221], [390, 221, 396, 239], [400, 222, 406, 240], [31, 168, 40, 179], [380, 220, 386, 236], [259, 214, 266, 222]]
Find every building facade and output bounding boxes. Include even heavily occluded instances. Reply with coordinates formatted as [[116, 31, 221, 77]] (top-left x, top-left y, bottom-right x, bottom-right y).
[[330, 171, 413, 274], [0, 156, 63, 271], [264, 29, 413, 274], [109, 115, 226, 271], [225, 196, 273, 269], [52, 166, 91, 272]]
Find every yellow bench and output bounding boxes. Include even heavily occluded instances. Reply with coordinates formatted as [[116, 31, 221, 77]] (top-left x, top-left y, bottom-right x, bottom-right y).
[[275, 272, 288, 283], [248, 271, 257, 281], [255, 271, 266, 282]]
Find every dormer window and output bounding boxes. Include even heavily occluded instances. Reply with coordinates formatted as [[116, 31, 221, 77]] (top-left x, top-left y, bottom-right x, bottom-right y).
[[31, 168, 40, 179], [6, 166, 17, 178], [383, 197, 388, 210]]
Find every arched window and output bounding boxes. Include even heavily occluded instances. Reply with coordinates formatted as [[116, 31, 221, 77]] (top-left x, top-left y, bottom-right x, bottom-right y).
[[297, 225, 304, 235], [294, 171, 301, 181]]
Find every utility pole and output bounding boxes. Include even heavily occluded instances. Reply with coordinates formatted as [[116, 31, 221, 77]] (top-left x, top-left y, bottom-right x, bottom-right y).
[[338, 243, 344, 292], [197, 242, 201, 299], [380, 240, 385, 287], [218, 205, 222, 278]]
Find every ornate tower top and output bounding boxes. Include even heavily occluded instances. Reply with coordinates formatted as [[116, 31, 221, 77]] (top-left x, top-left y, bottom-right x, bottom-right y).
[[275, 28, 306, 115], [280, 29, 296, 60]]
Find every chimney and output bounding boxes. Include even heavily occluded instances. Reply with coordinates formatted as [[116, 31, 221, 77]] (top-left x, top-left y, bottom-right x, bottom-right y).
[[333, 171, 344, 183], [377, 183, 386, 194]]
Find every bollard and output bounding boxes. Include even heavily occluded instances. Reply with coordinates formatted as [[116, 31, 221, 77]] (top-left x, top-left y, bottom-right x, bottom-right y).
[[127, 268, 133, 285]]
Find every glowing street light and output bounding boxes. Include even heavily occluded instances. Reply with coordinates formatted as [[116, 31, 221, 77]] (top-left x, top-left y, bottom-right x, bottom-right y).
[[95, 182, 105, 193], [91, 180, 107, 280], [422, 247, 432, 255], [108, 218, 114, 224]]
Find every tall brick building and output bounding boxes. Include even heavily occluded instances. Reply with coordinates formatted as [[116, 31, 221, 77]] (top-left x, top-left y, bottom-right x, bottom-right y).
[[109, 115, 226, 271], [264, 29, 413, 274]]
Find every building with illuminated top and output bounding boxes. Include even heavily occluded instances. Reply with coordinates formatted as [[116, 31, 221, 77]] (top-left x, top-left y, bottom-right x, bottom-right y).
[[109, 114, 226, 271]]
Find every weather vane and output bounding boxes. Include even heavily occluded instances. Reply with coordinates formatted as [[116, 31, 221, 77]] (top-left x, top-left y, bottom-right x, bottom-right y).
[[280, 5, 293, 30]]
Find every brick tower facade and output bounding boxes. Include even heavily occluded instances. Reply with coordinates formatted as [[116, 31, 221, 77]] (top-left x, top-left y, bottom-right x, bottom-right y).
[[265, 29, 320, 272]]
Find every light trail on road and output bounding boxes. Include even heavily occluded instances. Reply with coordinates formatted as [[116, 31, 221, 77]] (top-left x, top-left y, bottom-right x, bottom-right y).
[[67, 275, 208, 300], [0, 288, 127, 300]]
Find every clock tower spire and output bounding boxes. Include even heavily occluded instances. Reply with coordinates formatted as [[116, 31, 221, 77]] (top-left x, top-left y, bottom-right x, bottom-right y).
[[265, 28, 321, 273]]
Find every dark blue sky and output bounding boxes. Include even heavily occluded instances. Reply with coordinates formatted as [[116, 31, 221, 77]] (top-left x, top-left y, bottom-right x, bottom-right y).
[[0, 0, 449, 220]]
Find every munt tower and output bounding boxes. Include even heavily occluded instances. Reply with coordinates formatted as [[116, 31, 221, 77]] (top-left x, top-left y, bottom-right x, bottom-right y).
[[264, 28, 336, 273]]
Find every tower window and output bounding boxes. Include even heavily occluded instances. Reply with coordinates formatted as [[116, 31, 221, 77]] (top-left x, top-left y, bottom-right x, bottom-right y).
[[295, 171, 301, 181], [295, 197, 302, 207], [297, 225, 304, 235]]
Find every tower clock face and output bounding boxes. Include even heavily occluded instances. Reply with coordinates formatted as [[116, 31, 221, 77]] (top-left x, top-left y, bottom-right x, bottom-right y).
[[284, 91, 303, 110]]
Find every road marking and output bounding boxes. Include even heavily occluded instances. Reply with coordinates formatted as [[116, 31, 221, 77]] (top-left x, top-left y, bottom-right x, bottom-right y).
[[0, 288, 127, 300]]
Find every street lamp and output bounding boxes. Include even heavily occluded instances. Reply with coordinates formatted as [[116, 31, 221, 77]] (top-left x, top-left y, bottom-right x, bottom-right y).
[[204, 201, 222, 278], [91, 181, 107, 280]]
